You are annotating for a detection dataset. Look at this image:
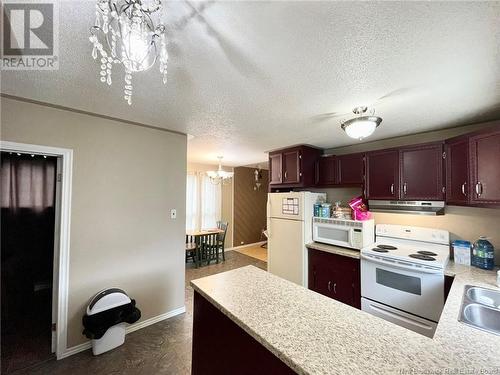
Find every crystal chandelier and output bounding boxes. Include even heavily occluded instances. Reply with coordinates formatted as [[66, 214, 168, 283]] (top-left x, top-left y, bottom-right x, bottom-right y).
[[207, 157, 234, 185], [89, 0, 168, 105]]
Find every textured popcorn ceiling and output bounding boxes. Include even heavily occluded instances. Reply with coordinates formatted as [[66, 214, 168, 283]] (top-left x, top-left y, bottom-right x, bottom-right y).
[[2, 1, 500, 166]]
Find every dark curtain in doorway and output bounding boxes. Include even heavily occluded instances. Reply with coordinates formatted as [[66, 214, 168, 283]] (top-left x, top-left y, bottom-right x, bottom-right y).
[[1, 152, 57, 373]]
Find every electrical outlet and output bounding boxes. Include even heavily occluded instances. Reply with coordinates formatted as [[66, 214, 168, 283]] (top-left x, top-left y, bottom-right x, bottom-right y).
[[170, 209, 177, 219]]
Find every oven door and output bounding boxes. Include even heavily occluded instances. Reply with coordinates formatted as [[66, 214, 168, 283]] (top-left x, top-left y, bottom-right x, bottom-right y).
[[312, 223, 353, 249], [361, 255, 444, 322]]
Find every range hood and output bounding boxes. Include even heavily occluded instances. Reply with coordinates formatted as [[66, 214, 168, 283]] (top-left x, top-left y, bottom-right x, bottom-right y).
[[368, 200, 445, 215]]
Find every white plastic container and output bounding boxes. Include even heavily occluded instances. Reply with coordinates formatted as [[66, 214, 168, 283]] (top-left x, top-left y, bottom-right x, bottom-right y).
[[452, 240, 471, 266], [87, 289, 131, 355], [92, 324, 126, 355]]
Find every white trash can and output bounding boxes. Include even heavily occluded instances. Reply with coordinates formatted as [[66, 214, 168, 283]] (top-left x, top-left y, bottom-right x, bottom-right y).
[[83, 288, 140, 355]]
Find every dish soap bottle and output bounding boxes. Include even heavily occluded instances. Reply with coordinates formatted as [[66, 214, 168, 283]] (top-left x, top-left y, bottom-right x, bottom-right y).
[[472, 236, 495, 270]]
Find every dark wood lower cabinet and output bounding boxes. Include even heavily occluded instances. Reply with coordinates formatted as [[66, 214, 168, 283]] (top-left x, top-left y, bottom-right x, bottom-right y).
[[192, 291, 296, 375], [308, 249, 361, 309]]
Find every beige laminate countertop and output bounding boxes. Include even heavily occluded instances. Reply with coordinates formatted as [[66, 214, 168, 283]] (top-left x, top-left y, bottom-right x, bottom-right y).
[[191, 263, 500, 375]]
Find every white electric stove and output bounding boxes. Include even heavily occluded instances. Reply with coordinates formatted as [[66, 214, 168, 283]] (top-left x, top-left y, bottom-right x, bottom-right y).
[[360, 224, 450, 338]]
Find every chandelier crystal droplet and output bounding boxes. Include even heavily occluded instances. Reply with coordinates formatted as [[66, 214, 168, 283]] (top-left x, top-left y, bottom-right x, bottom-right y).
[[89, 0, 168, 105]]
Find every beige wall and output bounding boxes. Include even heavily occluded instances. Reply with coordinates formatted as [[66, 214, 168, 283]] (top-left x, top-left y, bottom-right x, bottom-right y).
[[187, 162, 233, 248], [1, 97, 187, 348], [320, 121, 500, 263]]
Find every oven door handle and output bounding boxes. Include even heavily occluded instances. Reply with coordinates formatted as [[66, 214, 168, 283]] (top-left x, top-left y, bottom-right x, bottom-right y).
[[361, 254, 443, 274], [367, 303, 435, 331]]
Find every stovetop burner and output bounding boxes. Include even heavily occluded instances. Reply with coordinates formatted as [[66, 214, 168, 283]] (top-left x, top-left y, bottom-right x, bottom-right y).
[[372, 248, 388, 253], [409, 254, 436, 261], [377, 244, 397, 250], [417, 250, 437, 256]]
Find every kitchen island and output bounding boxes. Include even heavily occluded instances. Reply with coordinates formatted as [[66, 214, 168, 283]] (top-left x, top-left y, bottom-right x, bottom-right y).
[[190, 264, 500, 375]]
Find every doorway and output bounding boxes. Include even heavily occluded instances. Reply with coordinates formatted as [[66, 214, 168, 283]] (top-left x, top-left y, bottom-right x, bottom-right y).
[[1, 151, 58, 373]]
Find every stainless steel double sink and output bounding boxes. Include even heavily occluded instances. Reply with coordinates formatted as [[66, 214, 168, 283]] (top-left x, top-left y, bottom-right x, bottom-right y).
[[459, 285, 500, 336]]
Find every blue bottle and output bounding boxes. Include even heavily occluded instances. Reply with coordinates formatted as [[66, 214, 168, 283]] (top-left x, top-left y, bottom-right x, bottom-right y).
[[472, 236, 495, 270], [314, 203, 321, 217]]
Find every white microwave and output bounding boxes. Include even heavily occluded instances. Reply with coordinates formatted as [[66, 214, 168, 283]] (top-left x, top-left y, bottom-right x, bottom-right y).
[[312, 218, 374, 250]]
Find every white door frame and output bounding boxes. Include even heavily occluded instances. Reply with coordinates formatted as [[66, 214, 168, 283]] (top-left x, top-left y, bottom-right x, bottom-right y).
[[1, 141, 73, 360]]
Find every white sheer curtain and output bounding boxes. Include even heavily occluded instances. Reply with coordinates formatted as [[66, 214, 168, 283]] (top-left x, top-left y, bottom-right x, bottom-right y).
[[201, 175, 221, 229], [186, 172, 221, 231]]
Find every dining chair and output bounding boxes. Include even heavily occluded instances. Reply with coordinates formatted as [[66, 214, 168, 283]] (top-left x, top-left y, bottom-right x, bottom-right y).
[[185, 235, 197, 265], [216, 221, 229, 262], [199, 233, 219, 266]]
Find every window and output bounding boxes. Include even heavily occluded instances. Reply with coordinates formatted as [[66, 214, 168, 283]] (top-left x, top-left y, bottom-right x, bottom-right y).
[[186, 172, 222, 231]]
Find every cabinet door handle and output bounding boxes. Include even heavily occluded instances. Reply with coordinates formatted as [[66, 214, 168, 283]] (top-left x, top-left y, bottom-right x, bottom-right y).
[[461, 182, 467, 196], [333, 283, 337, 294], [284, 171, 287, 180], [403, 182, 407, 195], [475, 182, 483, 197], [328, 281, 332, 292], [390, 183, 394, 195]]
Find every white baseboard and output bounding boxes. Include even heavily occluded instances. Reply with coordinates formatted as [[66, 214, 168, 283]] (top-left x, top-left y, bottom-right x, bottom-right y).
[[226, 241, 266, 252], [60, 341, 91, 359], [126, 306, 185, 334], [59, 305, 186, 359]]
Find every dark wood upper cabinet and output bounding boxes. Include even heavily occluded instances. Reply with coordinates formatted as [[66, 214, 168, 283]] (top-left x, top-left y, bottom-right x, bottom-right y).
[[268, 124, 499, 208], [308, 248, 360, 309], [469, 129, 500, 205], [365, 149, 399, 200], [399, 143, 444, 200], [315, 155, 336, 186], [283, 150, 301, 184], [336, 153, 364, 185], [268, 146, 321, 190], [269, 153, 282, 185], [445, 136, 469, 205]]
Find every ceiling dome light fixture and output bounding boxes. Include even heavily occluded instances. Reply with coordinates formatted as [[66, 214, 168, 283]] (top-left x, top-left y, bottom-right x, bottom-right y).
[[207, 156, 234, 185], [89, 0, 168, 105], [341, 106, 382, 140]]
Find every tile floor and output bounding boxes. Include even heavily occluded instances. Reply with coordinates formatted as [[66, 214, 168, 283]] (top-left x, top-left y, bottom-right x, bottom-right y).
[[13, 251, 267, 375]]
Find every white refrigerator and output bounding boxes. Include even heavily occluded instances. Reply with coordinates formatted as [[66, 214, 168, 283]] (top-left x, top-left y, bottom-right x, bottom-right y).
[[267, 191, 326, 287]]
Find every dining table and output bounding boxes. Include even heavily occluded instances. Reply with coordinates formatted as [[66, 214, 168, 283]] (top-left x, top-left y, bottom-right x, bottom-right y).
[[186, 228, 225, 267]]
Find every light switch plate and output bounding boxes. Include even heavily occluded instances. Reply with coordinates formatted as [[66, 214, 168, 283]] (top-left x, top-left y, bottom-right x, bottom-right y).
[[170, 209, 177, 219]]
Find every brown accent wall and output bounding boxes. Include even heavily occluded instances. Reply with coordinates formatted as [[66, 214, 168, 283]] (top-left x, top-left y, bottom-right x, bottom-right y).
[[233, 167, 269, 246]]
